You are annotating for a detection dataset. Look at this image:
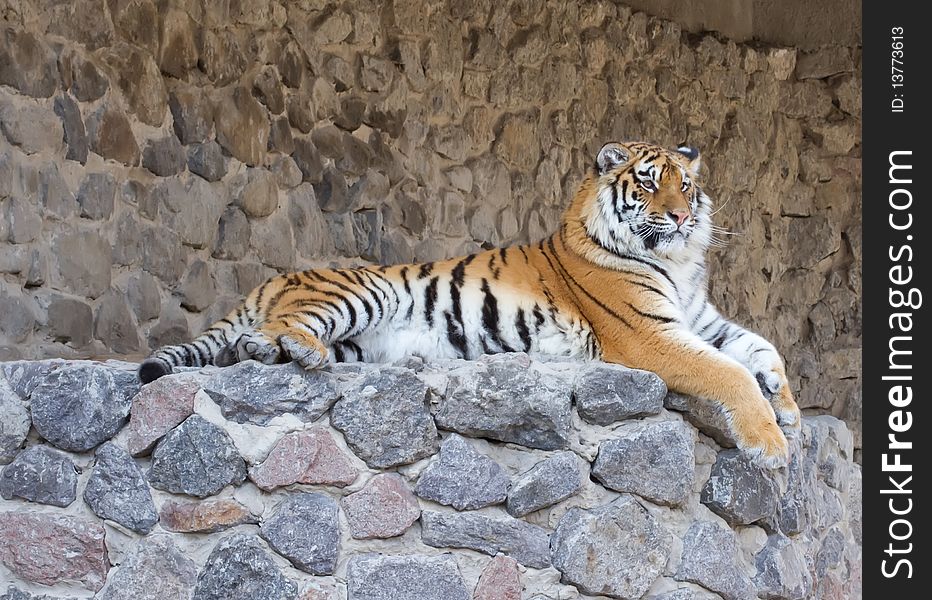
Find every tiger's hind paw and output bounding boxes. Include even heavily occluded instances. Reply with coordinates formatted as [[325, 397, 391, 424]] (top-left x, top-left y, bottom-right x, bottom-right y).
[[234, 331, 281, 364], [279, 335, 328, 370]]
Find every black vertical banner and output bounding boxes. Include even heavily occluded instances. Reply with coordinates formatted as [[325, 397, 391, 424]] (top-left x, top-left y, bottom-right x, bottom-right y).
[[863, 1, 930, 596]]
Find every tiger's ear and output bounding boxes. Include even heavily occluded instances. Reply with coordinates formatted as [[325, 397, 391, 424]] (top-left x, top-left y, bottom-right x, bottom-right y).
[[676, 146, 701, 177], [596, 143, 629, 175]]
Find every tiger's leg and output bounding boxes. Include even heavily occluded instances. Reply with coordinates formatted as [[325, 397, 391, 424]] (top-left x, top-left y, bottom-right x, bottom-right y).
[[693, 307, 801, 434], [258, 318, 330, 369], [607, 330, 789, 467]]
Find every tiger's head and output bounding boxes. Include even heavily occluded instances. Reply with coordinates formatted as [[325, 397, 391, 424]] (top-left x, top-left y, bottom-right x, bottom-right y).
[[571, 141, 713, 263]]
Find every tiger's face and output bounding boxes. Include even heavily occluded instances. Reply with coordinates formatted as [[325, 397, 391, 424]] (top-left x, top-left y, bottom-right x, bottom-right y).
[[586, 141, 712, 260]]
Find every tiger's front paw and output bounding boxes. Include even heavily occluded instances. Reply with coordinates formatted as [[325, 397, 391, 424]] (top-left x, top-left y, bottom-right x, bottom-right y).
[[732, 406, 789, 469], [752, 359, 801, 438]]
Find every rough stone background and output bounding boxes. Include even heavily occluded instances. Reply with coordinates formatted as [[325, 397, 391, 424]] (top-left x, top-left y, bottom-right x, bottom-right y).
[[0, 354, 861, 599], [0, 1, 862, 452]]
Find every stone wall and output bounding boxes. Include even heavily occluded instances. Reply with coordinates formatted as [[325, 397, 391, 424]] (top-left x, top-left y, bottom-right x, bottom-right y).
[[0, 1, 861, 449], [0, 354, 861, 599]]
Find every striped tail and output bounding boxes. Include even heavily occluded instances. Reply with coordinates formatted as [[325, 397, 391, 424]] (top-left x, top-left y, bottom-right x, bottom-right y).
[[138, 307, 251, 384]]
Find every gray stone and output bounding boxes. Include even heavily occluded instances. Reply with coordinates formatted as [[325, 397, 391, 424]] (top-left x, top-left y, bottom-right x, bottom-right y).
[[252, 65, 285, 114], [0, 360, 65, 399], [287, 183, 334, 257], [94, 290, 141, 354], [331, 366, 439, 468], [313, 166, 349, 212], [0, 95, 62, 155], [664, 393, 737, 448], [170, 87, 213, 145], [271, 155, 302, 189], [199, 29, 248, 86], [0, 288, 35, 343], [193, 534, 298, 600], [53, 93, 88, 163], [701, 449, 779, 525], [338, 133, 372, 176], [62, 51, 109, 102], [346, 554, 469, 600], [187, 141, 227, 182], [0, 444, 78, 507], [0, 585, 77, 599], [675, 521, 755, 600], [237, 170, 280, 218], [268, 116, 295, 155], [575, 364, 667, 425], [47, 296, 93, 346], [0, 29, 58, 98], [75, 172, 116, 220], [649, 590, 722, 600], [99, 42, 167, 126], [250, 209, 296, 269], [148, 414, 247, 498], [754, 534, 813, 600], [286, 93, 315, 134], [434, 354, 573, 450], [3, 197, 41, 243], [85, 101, 140, 166], [311, 125, 344, 159], [142, 135, 186, 177], [420, 511, 551, 569], [292, 136, 323, 183], [335, 96, 367, 131], [415, 434, 510, 510], [158, 8, 198, 78], [0, 378, 30, 464], [260, 493, 340, 575], [551, 495, 671, 600], [203, 361, 340, 425], [213, 207, 251, 260], [97, 535, 197, 600], [141, 226, 188, 284], [155, 175, 225, 250], [506, 451, 583, 517], [29, 363, 139, 452], [127, 273, 161, 322], [215, 85, 269, 167], [180, 260, 216, 312], [84, 442, 157, 534], [37, 162, 78, 219], [592, 420, 695, 506]]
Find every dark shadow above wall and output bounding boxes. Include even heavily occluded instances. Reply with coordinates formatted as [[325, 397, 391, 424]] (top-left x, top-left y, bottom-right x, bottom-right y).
[[618, 0, 861, 49]]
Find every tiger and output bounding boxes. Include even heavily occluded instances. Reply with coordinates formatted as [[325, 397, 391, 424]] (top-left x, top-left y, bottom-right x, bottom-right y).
[[139, 140, 801, 467]]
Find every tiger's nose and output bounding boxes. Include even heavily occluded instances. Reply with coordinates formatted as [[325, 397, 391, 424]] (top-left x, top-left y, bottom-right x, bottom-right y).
[[668, 209, 690, 227]]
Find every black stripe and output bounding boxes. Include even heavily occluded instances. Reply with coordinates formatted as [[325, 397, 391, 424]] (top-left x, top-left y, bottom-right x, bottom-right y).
[[625, 278, 672, 302], [480, 278, 515, 352], [333, 343, 346, 362], [499, 248, 508, 265], [418, 262, 434, 279], [444, 312, 468, 358], [532, 304, 545, 331], [515, 308, 531, 351], [424, 276, 439, 327], [344, 340, 363, 360], [624, 302, 677, 324], [191, 340, 211, 365], [451, 254, 476, 286], [546, 237, 633, 329]]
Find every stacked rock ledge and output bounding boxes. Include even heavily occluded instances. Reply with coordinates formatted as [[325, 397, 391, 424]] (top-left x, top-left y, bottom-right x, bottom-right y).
[[0, 354, 861, 599]]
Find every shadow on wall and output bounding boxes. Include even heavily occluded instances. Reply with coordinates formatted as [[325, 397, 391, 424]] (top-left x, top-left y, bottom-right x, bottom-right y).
[[0, 1, 860, 450]]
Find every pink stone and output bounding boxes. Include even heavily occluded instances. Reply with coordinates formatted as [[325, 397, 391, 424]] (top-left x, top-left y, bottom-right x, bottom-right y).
[[298, 586, 336, 600], [248, 428, 358, 491], [0, 511, 110, 591], [341, 473, 421, 539], [473, 555, 522, 600], [124, 373, 201, 456], [159, 498, 256, 533]]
